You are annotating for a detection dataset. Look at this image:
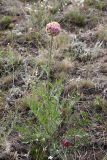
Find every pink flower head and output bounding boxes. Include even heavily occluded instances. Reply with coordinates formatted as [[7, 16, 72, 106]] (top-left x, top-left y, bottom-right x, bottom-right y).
[[61, 139, 72, 148], [46, 22, 61, 37]]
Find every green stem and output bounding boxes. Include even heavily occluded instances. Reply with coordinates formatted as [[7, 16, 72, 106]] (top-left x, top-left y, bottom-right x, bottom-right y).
[[47, 36, 53, 100]]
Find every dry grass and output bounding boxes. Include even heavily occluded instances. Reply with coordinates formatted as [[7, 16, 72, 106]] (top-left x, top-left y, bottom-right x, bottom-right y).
[[97, 25, 107, 42], [55, 59, 77, 72], [0, 0, 107, 159], [93, 96, 107, 112], [0, 75, 13, 90], [73, 79, 96, 95]]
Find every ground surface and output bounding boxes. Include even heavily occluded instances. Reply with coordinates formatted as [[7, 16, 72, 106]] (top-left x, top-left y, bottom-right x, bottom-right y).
[[0, 0, 107, 160]]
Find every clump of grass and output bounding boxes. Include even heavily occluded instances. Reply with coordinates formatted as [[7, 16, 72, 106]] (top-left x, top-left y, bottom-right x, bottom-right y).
[[0, 16, 13, 30], [64, 79, 96, 95], [0, 47, 22, 77], [61, 10, 86, 27], [29, 141, 48, 160], [63, 80, 78, 97], [89, 14, 100, 28], [55, 60, 77, 73], [0, 75, 13, 90], [93, 96, 107, 112], [78, 80, 96, 94], [97, 25, 107, 42], [25, 30, 48, 48], [85, 0, 107, 10], [96, 1, 107, 10]]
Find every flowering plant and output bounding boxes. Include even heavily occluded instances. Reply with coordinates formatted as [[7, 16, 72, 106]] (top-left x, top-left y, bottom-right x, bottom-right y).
[[46, 22, 61, 99], [46, 21, 61, 37]]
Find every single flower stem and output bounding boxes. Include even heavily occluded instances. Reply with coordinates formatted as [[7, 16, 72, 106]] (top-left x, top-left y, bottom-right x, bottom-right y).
[[47, 36, 53, 100]]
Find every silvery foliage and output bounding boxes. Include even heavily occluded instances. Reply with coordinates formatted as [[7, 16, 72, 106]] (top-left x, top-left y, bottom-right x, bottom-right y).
[[71, 37, 103, 59]]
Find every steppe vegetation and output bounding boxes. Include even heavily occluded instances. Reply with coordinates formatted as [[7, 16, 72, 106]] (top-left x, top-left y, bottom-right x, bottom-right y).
[[0, 0, 107, 159]]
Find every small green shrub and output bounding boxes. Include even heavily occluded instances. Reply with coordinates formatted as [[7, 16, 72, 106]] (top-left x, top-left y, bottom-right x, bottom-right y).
[[96, 1, 107, 10], [61, 10, 86, 27], [0, 16, 13, 30], [85, 0, 107, 10]]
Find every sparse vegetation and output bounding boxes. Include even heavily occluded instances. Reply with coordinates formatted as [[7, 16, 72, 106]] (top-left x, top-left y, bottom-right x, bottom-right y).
[[0, 16, 13, 30], [96, 1, 107, 10], [97, 25, 107, 42], [0, 0, 107, 160], [61, 10, 86, 27], [85, 0, 107, 10], [93, 96, 107, 112]]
